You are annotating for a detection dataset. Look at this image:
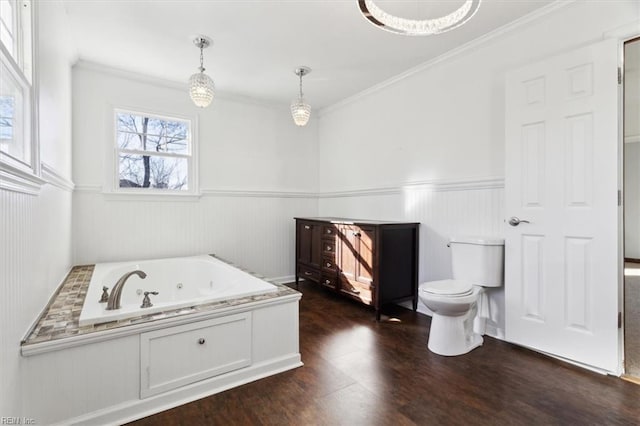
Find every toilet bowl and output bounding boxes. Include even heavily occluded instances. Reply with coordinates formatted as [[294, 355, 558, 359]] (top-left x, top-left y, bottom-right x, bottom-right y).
[[420, 237, 504, 356]]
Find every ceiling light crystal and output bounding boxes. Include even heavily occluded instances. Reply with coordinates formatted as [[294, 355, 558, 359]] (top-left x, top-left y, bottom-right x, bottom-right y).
[[291, 67, 311, 127], [358, 0, 481, 36], [189, 36, 214, 108]]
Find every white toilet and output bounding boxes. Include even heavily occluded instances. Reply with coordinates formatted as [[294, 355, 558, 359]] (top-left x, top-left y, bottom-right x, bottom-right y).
[[419, 236, 504, 356]]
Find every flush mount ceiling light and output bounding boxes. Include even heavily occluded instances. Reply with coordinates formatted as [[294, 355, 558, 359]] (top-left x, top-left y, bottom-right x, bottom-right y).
[[291, 66, 312, 127], [189, 36, 215, 108], [357, 0, 481, 36]]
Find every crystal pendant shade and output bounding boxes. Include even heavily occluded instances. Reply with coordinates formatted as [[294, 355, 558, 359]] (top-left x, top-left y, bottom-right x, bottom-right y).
[[358, 0, 481, 36], [291, 99, 311, 127], [291, 66, 311, 127], [189, 72, 215, 108], [189, 36, 214, 108]]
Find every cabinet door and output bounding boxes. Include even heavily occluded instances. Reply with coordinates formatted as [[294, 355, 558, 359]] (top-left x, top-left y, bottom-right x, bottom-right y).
[[356, 226, 375, 286], [338, 225, 358, 283], [338, 225, 376, 303], [297, 221, 321, 268]]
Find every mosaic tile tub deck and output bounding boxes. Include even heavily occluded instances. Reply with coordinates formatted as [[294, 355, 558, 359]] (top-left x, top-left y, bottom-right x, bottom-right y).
[[22, 255, 299, 347]]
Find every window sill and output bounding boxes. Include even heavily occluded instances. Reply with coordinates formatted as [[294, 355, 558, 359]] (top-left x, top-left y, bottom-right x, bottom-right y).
[[0, 160, 45, 195]]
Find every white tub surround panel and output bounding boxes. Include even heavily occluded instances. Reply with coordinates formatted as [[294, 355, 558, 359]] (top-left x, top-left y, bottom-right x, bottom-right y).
[[73, 191, 316, 281], [23, 297, 301, 425]]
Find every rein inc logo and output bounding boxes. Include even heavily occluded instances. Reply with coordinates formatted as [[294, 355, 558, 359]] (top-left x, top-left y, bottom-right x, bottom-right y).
[[0, 418, 35, 425]]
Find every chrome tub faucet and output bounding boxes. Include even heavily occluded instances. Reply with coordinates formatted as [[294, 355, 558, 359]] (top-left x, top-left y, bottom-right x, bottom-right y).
[[106, 270, 147, 310]]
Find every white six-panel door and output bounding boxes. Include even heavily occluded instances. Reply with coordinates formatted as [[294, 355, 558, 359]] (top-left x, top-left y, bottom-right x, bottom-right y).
[[505, 38, 619, 373]]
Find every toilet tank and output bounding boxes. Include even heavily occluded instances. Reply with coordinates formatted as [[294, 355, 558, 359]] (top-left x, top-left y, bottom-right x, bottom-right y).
[[450, 236, 504, 287]]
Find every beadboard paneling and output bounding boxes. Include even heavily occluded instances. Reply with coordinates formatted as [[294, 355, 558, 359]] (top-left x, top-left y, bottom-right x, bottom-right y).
[[0, 185, 73, 416], [319, 185, 506, 336], [73, 191, 318, 280]]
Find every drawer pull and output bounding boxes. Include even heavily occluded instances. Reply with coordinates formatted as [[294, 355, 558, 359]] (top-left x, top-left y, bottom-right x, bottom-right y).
[[352, 232, 361, 237], [304, 225, 310, 230], [326, 246, 332, 251], [304, 271, 313, 276], [325, 279, 332, 285], [326, 262, 331, 267], [326, 229, 332, 234], [198, 338, 206, 345]]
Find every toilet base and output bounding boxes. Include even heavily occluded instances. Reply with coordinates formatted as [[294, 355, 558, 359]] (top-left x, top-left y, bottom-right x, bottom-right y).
[[427, 312, 484, 356]]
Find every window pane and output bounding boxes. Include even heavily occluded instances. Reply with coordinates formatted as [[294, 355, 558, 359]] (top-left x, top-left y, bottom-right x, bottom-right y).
[[0, 0, 15, 59], [116, 112, 189, 154], [0, 59, 27, 163], [118, 154, 188, 190]]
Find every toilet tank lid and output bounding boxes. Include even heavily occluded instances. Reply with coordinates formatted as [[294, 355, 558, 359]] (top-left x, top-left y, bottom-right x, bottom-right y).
[[449, 236, 504, 246]]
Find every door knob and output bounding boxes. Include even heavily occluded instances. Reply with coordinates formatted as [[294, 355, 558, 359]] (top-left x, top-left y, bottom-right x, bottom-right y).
[[508, 216, 530, 226]]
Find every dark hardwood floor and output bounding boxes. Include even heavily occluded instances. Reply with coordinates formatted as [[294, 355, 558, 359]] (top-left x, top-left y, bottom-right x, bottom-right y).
[[127, 281, 640, 425]]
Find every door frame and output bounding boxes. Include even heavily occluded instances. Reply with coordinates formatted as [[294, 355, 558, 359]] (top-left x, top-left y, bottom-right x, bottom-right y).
[[615, 22, 640, 375]]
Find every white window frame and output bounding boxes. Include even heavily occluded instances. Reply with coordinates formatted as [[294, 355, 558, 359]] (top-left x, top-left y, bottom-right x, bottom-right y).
[[0, 0, 41, 195], [111, 108, 199, 198]]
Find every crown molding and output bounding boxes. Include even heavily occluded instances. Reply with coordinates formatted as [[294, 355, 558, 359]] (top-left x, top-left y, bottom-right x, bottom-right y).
[[73, 60, 284, 110], [319, 0, 576, 117]]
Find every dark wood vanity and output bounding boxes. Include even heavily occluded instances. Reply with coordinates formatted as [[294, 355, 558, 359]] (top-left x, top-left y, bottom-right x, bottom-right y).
[[295, 217, 420, 320]]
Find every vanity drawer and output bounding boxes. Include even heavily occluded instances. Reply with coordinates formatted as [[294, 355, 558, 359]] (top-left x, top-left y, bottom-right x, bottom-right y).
[[322, 225, 338, 238], [140, 313, 251, 398], [321, 274, 338, 289], [322, 257, 338, 273], [322, 241, 336, 256], [298, 264, 320, 283]]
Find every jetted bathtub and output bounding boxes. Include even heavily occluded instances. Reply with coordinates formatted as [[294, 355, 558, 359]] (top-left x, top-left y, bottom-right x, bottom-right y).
[[79, 255, 278, 326]]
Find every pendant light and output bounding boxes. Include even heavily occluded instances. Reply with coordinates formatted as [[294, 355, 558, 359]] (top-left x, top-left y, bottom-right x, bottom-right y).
[[291, 66, 312, 127], [189, 36, 215, 108]]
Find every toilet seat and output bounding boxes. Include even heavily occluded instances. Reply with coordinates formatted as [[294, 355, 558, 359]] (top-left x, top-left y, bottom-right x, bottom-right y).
[[421, 279, 473, 297]]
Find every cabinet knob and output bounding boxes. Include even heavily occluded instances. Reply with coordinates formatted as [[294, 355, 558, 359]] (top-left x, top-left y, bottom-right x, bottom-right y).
[[326, 229, 332, 234], [326, 246, 332, 251], [353, 232, 361, 237], [198, 338, 206, 345], [304, 225, 310, 230], [326, 262, 331, 267], [325, 279, 331, 285]]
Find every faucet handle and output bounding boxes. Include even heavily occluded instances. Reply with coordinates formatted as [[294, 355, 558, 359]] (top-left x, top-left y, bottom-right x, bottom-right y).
[[99, 286, 109, 303], [141, 291, 159, 309]]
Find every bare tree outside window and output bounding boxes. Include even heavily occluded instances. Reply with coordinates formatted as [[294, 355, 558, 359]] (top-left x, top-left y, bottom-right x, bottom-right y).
[[115, 111, 191, 191]]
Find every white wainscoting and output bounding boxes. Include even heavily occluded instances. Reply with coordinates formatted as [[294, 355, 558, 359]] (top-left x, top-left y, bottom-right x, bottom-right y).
[[72, 189, 318, 281], [0, 184, 73, 416], [318, 178, 506, 337]]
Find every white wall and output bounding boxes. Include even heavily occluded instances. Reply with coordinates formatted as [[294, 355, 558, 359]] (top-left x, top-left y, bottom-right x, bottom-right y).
[[0, 0, 74, 417], [317, 1, 640, 336], [72, 66, 318, 277]]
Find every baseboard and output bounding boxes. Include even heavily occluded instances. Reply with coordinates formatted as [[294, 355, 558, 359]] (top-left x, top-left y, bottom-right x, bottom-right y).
[[56, 354, 303, 426], [268, 275, 295, 285]]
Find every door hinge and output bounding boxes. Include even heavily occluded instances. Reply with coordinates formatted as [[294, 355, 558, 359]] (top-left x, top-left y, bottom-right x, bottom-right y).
[[618, 312, 622, 329], [618, 67, 622, 84], [618, 67, 622, 85], [618, 190, 622, 206]]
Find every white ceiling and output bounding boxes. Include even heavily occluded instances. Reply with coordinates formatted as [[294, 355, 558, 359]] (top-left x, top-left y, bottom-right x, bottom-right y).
[[61, 0, 556, 109]]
